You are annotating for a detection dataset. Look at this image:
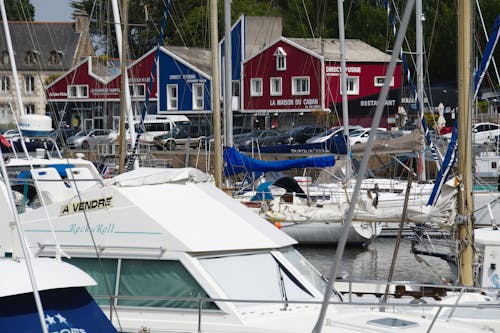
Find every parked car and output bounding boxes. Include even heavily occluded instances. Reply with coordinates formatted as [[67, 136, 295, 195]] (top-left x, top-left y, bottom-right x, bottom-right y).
[[66, 129, 117, 149], [49, 127, 78, 146], [201, 126, 252, 148], [234, 129, 281, 149], [153, 123, 211, 150], [442, 122, 500, 144], [258, 126, 327, 147], [348, 128, 387, 146], [306, 126, 361, 144]]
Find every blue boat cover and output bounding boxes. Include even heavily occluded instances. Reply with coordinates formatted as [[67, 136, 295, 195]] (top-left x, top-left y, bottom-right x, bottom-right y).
[[224, 146, 335, 176], [238, 135, 348, 155], [0, 287, 117, 332], [250, 182, 274, 201]]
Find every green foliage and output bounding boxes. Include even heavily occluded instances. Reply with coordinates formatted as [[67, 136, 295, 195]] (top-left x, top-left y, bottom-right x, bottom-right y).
[[477, 99, 489, 114], [5, 0, 34, 21]]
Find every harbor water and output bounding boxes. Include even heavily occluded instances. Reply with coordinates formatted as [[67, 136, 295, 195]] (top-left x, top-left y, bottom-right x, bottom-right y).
[[297, 237, 456, 284]]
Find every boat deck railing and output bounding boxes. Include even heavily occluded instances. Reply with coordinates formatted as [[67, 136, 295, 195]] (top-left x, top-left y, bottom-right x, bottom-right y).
[[94, 285, 500, 333]]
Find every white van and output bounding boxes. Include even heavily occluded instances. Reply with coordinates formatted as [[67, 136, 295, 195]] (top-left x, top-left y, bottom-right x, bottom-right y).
[[127, 115, 191, 143]]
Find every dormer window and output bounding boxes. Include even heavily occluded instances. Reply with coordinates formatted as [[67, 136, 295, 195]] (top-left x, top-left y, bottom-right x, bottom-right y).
[[1, 51, 9, 65], [274, 47, 287, 71], [49, 50, 63, 65], [25, 51, 39, 65]]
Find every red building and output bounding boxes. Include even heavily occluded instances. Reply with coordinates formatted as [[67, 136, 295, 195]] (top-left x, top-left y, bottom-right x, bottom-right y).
[[242, 37, 402, 129], [46, 51, 156, 130]]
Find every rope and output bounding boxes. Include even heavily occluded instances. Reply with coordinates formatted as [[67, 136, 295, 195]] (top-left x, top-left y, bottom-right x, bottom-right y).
[[384, 0, 442, 169], [127, 1, 171, 170]]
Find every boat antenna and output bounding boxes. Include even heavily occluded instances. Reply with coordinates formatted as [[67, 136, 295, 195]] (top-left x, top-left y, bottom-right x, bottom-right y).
[[311, 1, 414, 331]]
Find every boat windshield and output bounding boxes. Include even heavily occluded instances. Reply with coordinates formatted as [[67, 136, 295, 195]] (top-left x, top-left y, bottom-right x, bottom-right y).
[[199, 248, 333, 308]]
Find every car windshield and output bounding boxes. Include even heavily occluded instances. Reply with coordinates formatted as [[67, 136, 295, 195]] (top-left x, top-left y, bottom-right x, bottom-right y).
[[349, 129, 367, 137], [75, 130, 91, 136], [241, 130, 265, 138]]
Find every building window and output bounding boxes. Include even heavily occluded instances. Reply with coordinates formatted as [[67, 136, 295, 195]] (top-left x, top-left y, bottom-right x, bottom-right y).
[[192, 83, 204, 110], [25, 103, 35, 114], [129, 84, 145, 97], [374, 76, 394, 87], [167, 84, 178, 110], [49, 50, 63, 66], [24, 51, 39, 65], [250, 78, 262, 96], [232, 81, 240, 97], [0, 103, 13, 124], [1, 50, 9, 65], [292, 77, 310, 95], [25, 75, 35, 94], [68, 85, 88, 98], [274, 47, 287, 71], [0, 76, 9, 93], [270, 77, 282, 96], [342, 77, 359, 95]]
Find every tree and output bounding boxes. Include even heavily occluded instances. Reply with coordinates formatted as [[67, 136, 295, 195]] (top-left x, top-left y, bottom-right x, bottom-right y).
[[4, 0, 34, 21]]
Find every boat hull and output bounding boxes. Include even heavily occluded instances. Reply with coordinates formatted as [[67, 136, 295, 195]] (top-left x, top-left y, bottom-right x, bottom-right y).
[[280, 221, 381, 245]]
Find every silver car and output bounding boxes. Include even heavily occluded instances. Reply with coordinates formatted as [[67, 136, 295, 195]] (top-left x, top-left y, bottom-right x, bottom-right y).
[[66, 129, 117, 149]]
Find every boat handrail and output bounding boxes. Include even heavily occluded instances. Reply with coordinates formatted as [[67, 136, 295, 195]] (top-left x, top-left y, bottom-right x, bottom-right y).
[[36, 243, 167, 255], [335, 277, 500, 293], [92, 294, 500, 333]]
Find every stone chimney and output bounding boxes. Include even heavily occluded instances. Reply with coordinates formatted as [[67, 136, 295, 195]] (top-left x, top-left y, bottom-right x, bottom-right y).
[[74, 10, 89, 34], [73, 10, 95, 64]]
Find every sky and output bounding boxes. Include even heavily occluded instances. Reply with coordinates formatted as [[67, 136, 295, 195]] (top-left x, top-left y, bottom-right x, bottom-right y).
[[32, 0, 73, 22]]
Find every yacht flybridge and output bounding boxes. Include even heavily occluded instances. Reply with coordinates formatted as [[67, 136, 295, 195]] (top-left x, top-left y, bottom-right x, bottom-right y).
[[2, 145, 496, 332]]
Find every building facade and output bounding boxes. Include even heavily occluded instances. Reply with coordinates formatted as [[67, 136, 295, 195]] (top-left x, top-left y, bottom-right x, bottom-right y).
[[241, 37, 403, 129], [0, 12, 94, 125], [46, 46, 213, 131]]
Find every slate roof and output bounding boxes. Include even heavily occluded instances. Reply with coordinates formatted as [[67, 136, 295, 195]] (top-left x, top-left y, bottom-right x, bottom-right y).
[[164, 45, 212, 76], [0, 21, 81, 71], [288, 38, 393, 62]]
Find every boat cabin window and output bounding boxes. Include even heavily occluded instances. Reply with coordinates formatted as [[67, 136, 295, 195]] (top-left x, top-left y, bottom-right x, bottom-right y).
[[199, 251, 317, 308], [64, 258, 217, 309], [279, 248, 329, 296], [63, 258, 118, 306]]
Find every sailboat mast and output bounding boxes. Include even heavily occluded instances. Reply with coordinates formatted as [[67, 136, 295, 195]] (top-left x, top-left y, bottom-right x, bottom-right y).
[[223, 0, 233, 147], [337, 0, 351, 185], [457, 0, 474, 286], [416, 0, 426, 181], [118, 0, 129, 174], [211, 0, 223, 188]]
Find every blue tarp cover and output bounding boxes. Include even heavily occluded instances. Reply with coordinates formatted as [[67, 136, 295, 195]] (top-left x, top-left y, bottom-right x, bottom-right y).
[[0, 287, 117, 332], [238, 135, 348, 155], [224, 146, 335, 176]]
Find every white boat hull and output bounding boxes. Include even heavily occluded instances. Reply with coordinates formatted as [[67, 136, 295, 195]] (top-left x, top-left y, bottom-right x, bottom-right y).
[[280, 221, 381, 245]]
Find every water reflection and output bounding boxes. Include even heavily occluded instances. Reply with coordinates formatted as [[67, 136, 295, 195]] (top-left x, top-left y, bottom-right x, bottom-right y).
[[296, 238, 454, 283]]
